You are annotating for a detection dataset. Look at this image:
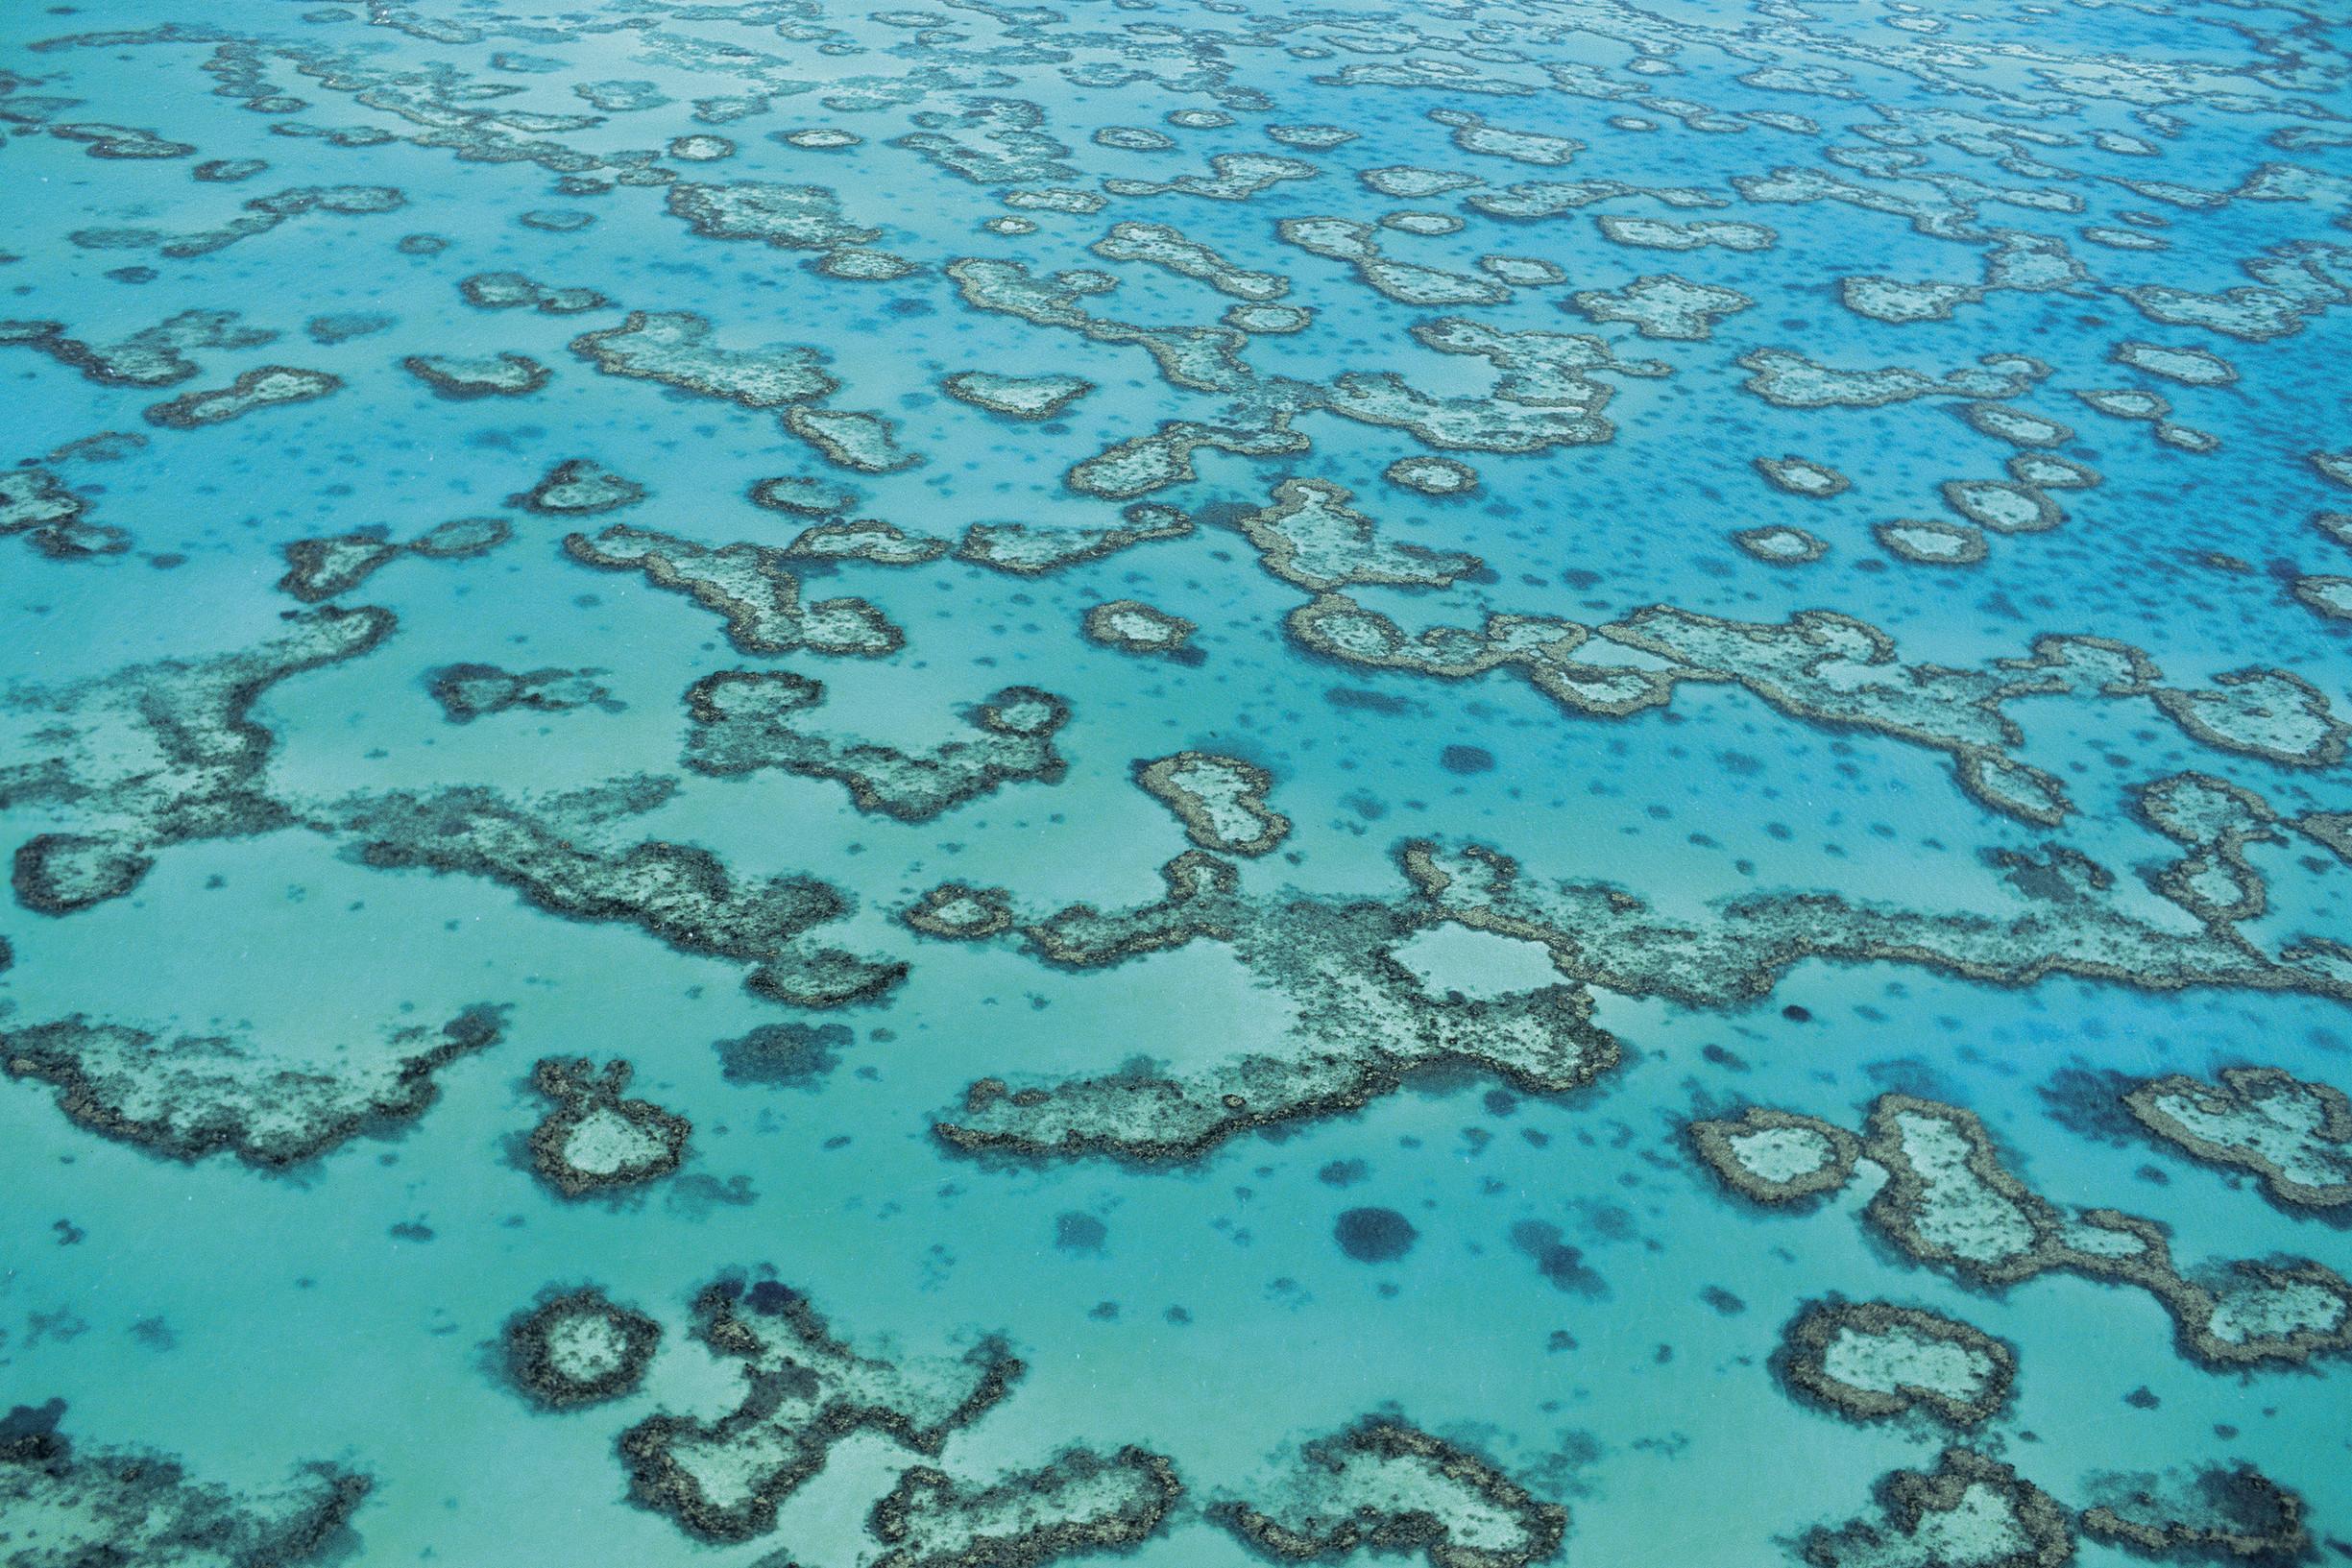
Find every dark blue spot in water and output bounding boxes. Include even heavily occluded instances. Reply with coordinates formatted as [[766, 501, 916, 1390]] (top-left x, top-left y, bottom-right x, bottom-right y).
[[744, 1280, 800, 1315], [0, 1398, 65, 1444], [1334, 1206, 1417, 1262], [2039, 1065, 2146, 1144], [1511, 1220, 1608, 1297], [715, 1022, 851, 1085], [1323, 686, 1414, 715], [1441, 745, 1495, 774], [1318, 1158, 1369, 1188], [1055, 1212, 1106, 1252], [1865, 1055, 1956, 1100], [887, 297, 934, 316]]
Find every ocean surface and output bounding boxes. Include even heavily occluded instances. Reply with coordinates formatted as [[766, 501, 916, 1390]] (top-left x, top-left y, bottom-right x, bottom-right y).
[[2, 0, 2350, 1564]]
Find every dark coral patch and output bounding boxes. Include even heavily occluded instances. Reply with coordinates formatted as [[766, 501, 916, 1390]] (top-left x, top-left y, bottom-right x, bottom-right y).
[[502, 1286, 661, 1411], [1334, 1206, 1417, 1263], [715, 1022, 853, 1087]]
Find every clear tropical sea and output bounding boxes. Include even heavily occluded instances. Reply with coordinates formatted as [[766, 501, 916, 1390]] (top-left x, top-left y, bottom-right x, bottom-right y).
[[2, 0, 2350, 1563]]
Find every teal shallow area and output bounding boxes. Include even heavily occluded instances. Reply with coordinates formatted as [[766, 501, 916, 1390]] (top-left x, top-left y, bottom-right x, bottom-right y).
[[2, 0, 2351, 1564]]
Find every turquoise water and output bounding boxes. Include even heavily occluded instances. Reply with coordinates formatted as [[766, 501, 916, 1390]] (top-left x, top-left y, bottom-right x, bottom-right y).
[[3, 0, 2350, 1562]]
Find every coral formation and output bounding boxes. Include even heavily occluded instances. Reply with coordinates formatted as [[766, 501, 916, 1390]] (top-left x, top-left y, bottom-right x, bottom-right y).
[[5, 607, 396, 912], [525, 1057, 691, 1198], [143, 365, 342, 428], [1210, 1420, 1566, 1568], [335, 783, 905, 1008], [1133, 753, 1290, 856], [1686, 1107, 1862, 1205], [503, 1286, 662, 1410], [279, 516, 510, 603], [426, 663, 618, 724], [619, 1280, 1021, 1542], [0, 1414, 370, 1568], [512, 460, 646, 516], [923, 850, 1621, 1161], [1, 1007, 504, 1168], [868, 1448, 1182, 1568], [564, 525, 903, 657], [684, 674, 1069, 822], [1775, 1300, 2017, 1427], [2122, 1068, 2352, 1210], [2077, 1466, 2308, 1560], [1802, 1450, 2071, 1568], [1081, 600, 1197, 659]]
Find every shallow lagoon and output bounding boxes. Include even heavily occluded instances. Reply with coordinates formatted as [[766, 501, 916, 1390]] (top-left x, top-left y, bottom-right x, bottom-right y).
[[2, 0, 2350, 1563]]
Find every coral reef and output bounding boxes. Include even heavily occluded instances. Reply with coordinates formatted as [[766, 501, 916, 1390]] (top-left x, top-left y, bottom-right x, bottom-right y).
[[1081, 600, 1197, 660], [1, 1006, 504, 1168], [1732, 526, 1827, 565], [1133, 753, 1290, 856], [1686, 1107, 1861, 1205], [1802, 1450, 2071, 1568], [942, 371, 1094, 421], [1775, 1300, 2016, 1427], [564, 525, 903, 657], [525, 1057, 691, 1198], [1695, 1090, 2352, 1371], [1231, 479, 1481, 591], [1567, 274, 1753, 340], [460, 271, 609, 314], [143, 365, 342, 428], [426, 663, 618, 724], [2077, 1466, 2308, 1561], [923, 851, 1620, 1161], [400, 351, 550, 399], [334, 783, 904, 1007], [1210, 1419, 1566, 1568], [868, 1448, 1182, 1568], [4, 607, 396, 912], [0, 1413, 370, 1568], [0, 307, 273, 387], [957, 505, 1193, 576], [570, 311, 834, 408], [1, 466, 128, 558], [511, 459, 645, 516], [684, 673, 1069, 822], [2122, 1068, 2352, 1210], [503, 1286, 662, 1410], [279, 516, 509, 603], [620, 1280, 1021, 1542]]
